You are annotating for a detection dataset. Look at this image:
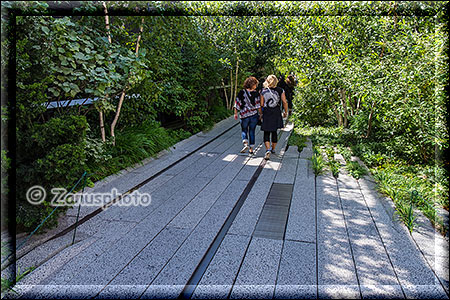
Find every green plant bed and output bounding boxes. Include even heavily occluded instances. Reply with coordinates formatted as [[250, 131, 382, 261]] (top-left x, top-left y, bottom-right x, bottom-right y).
[[371, 164, 448, 235], [346, 161, 368, 179], [86, 121, 192, 183], [288, 130, 307, 152], [310, 145, 326, 176], [296, 125, 449, 235]]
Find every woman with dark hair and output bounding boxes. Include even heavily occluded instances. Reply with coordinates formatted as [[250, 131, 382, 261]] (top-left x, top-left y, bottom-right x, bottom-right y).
[[234, 76, 262, 154], [277, 74, 297, 114], [260, 74, 289, 160]]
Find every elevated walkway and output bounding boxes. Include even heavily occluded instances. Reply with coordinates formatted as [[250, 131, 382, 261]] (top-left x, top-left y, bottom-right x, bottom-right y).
[[5, 116, 448, 299]]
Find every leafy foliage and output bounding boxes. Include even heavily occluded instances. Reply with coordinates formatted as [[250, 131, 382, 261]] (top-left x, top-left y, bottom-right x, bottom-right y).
[[4, 1, 448, 235], [288, 131, 307, 152], [311, 146, 326, 176], [345, 161, 368, 180], [15, 115, 88, 231], [299, 124, 448, 235]]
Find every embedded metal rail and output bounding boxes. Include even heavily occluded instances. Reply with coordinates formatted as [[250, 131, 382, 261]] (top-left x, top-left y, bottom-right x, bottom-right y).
[[179, 128, 290, 299], [13, 120, 240, 263]]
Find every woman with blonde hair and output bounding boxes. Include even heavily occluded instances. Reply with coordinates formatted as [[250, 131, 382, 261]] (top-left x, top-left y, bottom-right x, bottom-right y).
[[260, 74, 288, 160], [234, 76, 262, 154]]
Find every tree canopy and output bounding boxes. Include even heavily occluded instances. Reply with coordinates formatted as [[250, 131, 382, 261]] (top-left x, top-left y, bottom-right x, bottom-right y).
[[1, 1, 448, 230]]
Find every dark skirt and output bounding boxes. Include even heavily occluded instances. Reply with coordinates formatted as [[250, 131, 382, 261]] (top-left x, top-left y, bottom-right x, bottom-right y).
[[261, 107, 283, 132]]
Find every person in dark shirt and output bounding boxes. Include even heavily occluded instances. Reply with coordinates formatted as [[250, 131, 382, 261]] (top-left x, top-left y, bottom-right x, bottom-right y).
[[234, 76, 262, 154], [277, 74, 297, 114], [260, 75, 289, 160]]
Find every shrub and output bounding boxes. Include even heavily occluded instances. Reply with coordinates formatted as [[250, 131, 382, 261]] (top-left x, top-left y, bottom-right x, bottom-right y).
[[311, 146, 326, 176], [16, 115, 88, 232], [345, 161, 368, 179], [288, 130, 307, 152]]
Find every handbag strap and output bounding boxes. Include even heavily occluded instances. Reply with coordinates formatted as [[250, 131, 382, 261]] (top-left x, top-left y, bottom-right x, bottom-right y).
[[244, 89, 256, 107]]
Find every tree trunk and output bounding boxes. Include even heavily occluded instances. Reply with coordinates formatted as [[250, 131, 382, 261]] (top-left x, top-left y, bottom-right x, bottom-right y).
[[234, 56, 239, 105], [366, 100, 377, 138], [99, 110, 106, 142], [221, 78, 230, 110], [340, 89, 349, 128], [229, 69, 233, 110], [349, 93, 356, 116], [99, 1, 111, 142], [110, 17, 145, 145], [332, 103, 342, 127], [356, 95, 362, 112], [103, 2, 112, 43]]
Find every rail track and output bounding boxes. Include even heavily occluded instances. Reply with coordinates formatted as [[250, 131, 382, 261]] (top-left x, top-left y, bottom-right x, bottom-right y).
[[8, 118, 293, 300]]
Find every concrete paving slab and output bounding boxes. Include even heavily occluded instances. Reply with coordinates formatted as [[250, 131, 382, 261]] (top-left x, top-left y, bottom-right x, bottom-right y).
[[139, 285, 185, 299], [382, 233, 438, 287], [135, 176, 211, 231], [335, 177, 400, 286], [192, 234, 251, 299], [228, 168, 278, 237], [273, 157, 298, 185], [95, 227, 191, 299], [274, 285, 317, 299], [229, 237, 283, 299], [168, 156, 248, 229], [12, 119, 448, 300], [160, 151, 209, 176], [141, 180, 249, 298], [16, 236, 98, 287], [192, 285, 238, 300], [38, 175, 211, 291], [317, 237, 358, 287], [94, 285, 147, 299], [229, 285, 276, 299], [282, 145, 299, 158], [192, 180, 249, 231], [299, 148, 313, 159], [357, 178, 441, 289], [402, 284, 449, 299], [104, 155, 221, 224], [16, 231, 88, 273], [285, 159, 315, 243], [142, 181, 250, 296], [68, 216, 138, 241], [317, 195, 358, 287], [298, 139, 313, 160], [62, 117, 237, 221], [66, 152, 187, 219], [68, 149, 211, 222], [359, 285, 404, 299], [316, 173, 343, 221], [95, 174, 174, 221], [349, 232, 399, 286], [317, 285, 361, 299], [16, 284, 104, 300], [38, 237, 124, 286], [143, 235, 214, 297], [63, 234, 158, 286], [275, 241, 316, 297], [196, 151, 237, 179], [410, 211, 449, 295], [235, 156, 264, 181]]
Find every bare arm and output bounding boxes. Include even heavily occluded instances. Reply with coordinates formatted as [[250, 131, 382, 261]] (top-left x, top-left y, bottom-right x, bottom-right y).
[[234, 98, 239, 119], [281, 92, 288, 118]]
